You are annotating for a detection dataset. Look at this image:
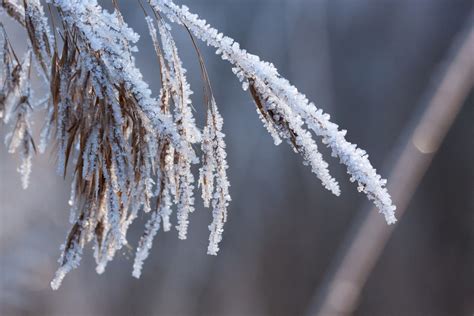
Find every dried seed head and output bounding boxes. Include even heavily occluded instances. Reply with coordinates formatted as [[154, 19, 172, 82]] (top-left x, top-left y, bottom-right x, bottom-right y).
[[0, 0, 396, 290]]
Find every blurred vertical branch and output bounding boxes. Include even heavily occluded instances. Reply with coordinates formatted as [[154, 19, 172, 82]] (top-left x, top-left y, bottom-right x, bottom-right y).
[[306, 15, 474, 316]]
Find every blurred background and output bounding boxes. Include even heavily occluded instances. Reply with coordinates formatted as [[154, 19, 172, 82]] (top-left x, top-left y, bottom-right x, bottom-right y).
[[1, 0, 473, 315]]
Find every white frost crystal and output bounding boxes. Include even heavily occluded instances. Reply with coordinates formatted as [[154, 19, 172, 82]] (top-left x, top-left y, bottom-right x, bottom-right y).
[[199, 100, 231, 255]]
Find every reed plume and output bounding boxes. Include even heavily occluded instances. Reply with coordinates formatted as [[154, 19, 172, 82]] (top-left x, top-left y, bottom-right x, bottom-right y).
[[0, 0, 396, 289]]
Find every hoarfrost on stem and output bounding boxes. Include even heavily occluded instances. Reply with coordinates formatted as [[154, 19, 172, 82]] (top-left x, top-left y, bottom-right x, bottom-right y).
[[152, 0, 396, 224]]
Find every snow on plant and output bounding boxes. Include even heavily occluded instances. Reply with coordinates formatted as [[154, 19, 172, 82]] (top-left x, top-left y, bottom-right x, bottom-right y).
[[0, 0, 396, 289]]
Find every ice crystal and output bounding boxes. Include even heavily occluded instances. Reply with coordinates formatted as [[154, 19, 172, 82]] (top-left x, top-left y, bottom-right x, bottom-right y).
[[132, 210, 161, 278], [2, 42, 35, 189], [199, 99, 231, 255]]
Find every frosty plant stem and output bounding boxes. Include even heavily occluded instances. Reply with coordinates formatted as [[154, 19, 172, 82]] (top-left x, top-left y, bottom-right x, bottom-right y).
[[0, 0, 396, 290], [152, 0, 396, 224]]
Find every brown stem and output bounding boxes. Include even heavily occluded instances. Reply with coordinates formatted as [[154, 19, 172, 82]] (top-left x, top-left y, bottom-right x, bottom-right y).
[[1, 0, 25, 27]]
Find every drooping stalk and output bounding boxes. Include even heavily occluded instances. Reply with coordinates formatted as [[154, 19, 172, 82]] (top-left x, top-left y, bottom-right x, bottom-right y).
[[0, 0, 396, 290]]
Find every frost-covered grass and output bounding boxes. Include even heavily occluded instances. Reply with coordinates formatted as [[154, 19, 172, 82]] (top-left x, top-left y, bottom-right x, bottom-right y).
[[0, 0, 396, 290]]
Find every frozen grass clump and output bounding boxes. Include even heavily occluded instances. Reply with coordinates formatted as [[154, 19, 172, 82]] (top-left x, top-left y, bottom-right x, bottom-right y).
[[0, 0, 396, 289]]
